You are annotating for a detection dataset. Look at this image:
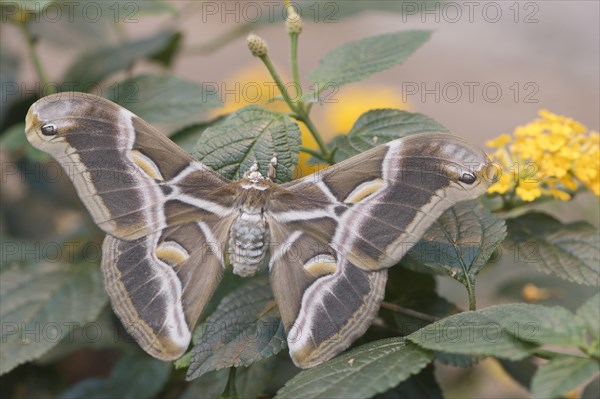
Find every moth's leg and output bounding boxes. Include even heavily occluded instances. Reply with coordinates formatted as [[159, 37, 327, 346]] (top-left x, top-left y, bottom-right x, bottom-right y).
[[268, 155, 278, 181]]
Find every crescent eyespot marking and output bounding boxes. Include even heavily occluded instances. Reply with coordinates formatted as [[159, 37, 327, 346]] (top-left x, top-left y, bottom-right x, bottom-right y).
[[156, 241, 190, 266], [303, 255, 338, 277], [129, 150, 165, 181], [343, 178, 386, 204]]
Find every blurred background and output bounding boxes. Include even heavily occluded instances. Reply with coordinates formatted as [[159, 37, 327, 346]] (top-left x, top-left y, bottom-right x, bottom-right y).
[[1, 1, 599, 398], [4, 1, 599, 142]]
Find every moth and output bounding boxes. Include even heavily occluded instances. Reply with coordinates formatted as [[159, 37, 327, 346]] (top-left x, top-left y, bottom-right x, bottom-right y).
[[25, 93, 492, 368]]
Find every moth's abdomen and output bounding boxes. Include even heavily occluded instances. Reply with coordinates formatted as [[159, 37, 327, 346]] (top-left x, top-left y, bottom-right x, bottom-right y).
[[228, 213, 268, 277]]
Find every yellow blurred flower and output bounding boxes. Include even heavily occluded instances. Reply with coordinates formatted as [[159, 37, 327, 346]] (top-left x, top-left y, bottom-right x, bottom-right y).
[[300, 85, 408, 175], [217, 66, 409, 177], [488, 173, 513, 195], [319, 85, 410, 135], [515, 179, 542, 202], [215, 64, 289, 115], [485, 134, 512, 149], [521, 283, 558, 302], [487, 110, 599, 202]]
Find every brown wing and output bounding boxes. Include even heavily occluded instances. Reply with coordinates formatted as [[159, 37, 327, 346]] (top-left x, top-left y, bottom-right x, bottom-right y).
[[265, 133, 491, 367], [25, 92, 231, 240], [267, 218, 387, 368], [269, 133, 492, 271], [26, 93, 239, 360]]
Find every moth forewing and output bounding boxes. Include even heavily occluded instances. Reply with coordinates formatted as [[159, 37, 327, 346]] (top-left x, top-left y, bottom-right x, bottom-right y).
[[25, 93, 232, 360]]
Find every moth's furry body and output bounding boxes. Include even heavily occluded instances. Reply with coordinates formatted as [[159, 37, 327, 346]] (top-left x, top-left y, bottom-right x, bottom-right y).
[[229, 182, 271, 277]]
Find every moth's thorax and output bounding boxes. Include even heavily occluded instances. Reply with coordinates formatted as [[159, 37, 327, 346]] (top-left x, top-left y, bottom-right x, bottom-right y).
[[229, 185, 271, 277]]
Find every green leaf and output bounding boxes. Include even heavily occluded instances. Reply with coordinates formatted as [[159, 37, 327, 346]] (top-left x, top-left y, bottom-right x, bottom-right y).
[[434, 352, 480, 368], [408, 303, 587, 360], [186, 277, 286, 380], [2, 123, 49, 161], [179, 369, 228, 399], [0, 46, 20, 129], [175, 273, 251, 370], [2, 0, 54, 14], [334, 109, 448, 162], [109, 74, 222, 124], [583, 376, 600, 399], [34, 306, 123, 365], [59, 353, 171, 399], [407, 306, 537, 360], [24, 1, 175, 48], [504, 212, 600, 286], [62, 30, 180, 89], [135, 0, 175, 15], [192, 106, 301, 183], [578, 293, 600, 338], [404, 201, 507, 290], [194, 273, 248, 337], [476, 304, 586, 348], [235, 357, 278, 399], [374, 365, 443, 399], [308, 30, 431, 91], [577, 293, 600, 356], [170, 115, 228, 154], [276, 338, 431, 399], [1, 123, 26, 152], [181, 360, 276, 399], [313, 0, 449, 19], [148, 32, 182, 67], [383, 267, 460, 336], [531, 355, 600, 399], [0, 260, 107, 375]]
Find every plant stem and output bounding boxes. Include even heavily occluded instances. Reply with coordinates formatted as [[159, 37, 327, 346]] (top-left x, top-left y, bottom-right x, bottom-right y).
[[451, 236, 477, 311], [532, 349, 578, 361], [466, 280, 477, 311], [295, 113, 332, 163], [20, 23, 54, 94], [380, 302, 441, 323], [259, 54, 332, 163], [260, 54, 297, 109], [290, 33, 301, 94], [220, 367, 238, 399], [300, 146, 328, 162]]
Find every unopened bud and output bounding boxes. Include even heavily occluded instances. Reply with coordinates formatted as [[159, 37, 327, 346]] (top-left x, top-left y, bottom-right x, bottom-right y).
[[247, 34, 268, 57], [285, 6, 302, 35]]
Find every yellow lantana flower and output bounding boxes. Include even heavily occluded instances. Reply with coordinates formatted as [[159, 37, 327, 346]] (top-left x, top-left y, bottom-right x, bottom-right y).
[[515, 179, 543, 202], [488, 173, 513, 195], [487, 110, 599, 202], [486, 134, 512, 149]]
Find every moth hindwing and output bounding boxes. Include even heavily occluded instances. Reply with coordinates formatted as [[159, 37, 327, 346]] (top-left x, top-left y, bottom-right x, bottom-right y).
[[26, 92, 492, 368]]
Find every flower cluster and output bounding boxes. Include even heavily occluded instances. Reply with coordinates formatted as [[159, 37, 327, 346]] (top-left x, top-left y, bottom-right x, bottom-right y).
[[487, 110, 599, 202]]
